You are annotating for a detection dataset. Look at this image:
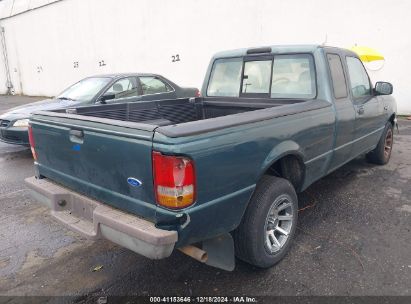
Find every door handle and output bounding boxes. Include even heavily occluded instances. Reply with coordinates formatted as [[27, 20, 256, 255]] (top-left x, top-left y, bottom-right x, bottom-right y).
[[357, 106, 365, 115], [384, 105, 389, 111]]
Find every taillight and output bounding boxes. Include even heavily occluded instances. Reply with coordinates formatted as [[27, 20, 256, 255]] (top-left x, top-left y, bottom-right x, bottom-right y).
[[152, 151, 196, 209], [195, 89, 201, 97], [28, 125, 37, 160]]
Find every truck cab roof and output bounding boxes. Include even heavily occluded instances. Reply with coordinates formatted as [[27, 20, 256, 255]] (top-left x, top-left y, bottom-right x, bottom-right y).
[[212, 44, 358, 59]]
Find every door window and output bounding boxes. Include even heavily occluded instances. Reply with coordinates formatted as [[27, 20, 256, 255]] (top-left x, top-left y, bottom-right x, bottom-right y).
[[139, 76, 173, 95], [105, 77, 139, 99], [346, 57, 371, 98], [327, 54, 348, 99]]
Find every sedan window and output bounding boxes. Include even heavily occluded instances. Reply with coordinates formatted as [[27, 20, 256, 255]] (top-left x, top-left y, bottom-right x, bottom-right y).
[[57, 77, 111, 101], [139, 77, 173, 95], [105, 77, 140, 99]]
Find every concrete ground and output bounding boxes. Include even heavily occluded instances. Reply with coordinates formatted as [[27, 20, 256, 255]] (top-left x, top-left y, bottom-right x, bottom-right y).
[[0, 95, 410, 298]]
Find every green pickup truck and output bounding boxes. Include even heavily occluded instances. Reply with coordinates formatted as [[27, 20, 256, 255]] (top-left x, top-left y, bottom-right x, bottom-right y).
[[25, 45, 396, 271]]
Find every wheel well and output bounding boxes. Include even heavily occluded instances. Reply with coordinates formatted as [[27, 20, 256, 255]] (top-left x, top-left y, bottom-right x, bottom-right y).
[[265, 155, 305, 192]]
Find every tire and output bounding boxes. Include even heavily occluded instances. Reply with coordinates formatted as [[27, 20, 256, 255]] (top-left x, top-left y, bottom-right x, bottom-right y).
[[366, 122, 394, 165], [234, 175, 298, 268]]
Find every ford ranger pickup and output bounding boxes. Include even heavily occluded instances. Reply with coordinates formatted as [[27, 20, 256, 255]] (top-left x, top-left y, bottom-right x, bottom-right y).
[[25, 45, 396, 271]]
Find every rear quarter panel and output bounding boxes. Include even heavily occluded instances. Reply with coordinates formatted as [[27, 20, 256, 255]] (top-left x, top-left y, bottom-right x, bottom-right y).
[[153, 104, 335, 246]]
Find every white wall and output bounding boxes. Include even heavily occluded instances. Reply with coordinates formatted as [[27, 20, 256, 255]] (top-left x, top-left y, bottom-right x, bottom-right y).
[[0, 0, 410, 114]]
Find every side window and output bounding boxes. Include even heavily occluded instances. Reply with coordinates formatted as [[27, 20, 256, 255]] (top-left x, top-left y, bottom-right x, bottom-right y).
[[139, 76, 173, 95], [327, 54, 348, 99], [106, 77, 139, 99], [241, 60, 272, 94], [346, 57, 371, 98]]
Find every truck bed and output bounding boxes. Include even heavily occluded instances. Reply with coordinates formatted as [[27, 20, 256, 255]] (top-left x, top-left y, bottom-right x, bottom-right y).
[[56, 97, 304, 127], [44, 97, 324, 138]]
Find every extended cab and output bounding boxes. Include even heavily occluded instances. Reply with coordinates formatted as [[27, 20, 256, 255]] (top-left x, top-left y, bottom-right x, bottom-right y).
[[25, 45, 396, 271]]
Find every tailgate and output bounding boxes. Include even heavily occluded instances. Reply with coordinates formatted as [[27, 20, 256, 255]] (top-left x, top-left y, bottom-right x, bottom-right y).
[[30, 112, 158, 220]]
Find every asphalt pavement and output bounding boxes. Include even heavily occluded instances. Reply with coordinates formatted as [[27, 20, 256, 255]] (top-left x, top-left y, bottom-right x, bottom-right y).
[[0, 95, 45, 115], [0, 95, 410, 298]]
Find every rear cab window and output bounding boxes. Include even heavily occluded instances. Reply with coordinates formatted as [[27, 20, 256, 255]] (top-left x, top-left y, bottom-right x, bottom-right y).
[[207, 54, 316, 99], [241, 59, 272, 94], [270, 55, 316, 99], [207, 58, 243, 97]]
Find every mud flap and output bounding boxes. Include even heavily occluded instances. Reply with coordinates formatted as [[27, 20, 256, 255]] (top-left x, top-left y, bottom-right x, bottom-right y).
[[203, 233, 235, 271]]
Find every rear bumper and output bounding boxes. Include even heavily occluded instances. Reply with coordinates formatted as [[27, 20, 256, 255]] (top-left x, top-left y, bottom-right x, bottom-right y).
[[0, 126, 30, 145], [25, 176, 178, 259]]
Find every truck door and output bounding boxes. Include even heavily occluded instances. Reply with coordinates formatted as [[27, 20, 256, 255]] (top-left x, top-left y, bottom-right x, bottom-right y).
[[345, 56, 385, 155], [326, 53, 356, 171]]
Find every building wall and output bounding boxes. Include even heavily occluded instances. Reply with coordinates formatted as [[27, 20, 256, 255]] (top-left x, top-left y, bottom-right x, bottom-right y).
[[0, 0, 410, 113]]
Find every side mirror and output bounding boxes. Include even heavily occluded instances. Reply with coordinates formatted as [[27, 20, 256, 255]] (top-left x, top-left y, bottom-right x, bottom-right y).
[[98, 92, 116, 103], [374, 82, 393, 95]]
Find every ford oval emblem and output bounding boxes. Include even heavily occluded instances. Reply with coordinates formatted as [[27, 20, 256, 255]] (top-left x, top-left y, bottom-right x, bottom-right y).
[[127, 177, 142, 187], [72, 144, 81, 151]]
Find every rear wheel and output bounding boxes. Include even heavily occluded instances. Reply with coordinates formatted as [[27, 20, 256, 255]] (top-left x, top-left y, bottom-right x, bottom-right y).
[[234, 175, 298, 268], [366, 122, 394, 165]]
